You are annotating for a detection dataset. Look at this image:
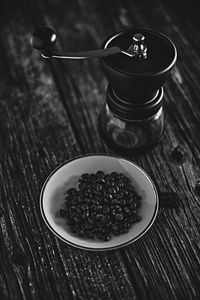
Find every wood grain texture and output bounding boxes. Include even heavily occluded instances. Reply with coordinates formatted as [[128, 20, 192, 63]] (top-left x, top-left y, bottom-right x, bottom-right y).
[[0, 0, 200, 299]]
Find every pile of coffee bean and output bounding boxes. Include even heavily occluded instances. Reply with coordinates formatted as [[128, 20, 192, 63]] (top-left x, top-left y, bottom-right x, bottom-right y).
[[59, 171, 142, 241]]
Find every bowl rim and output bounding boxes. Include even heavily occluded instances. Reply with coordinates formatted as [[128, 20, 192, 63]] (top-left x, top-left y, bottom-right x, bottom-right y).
[[40, 153, 159, 251]]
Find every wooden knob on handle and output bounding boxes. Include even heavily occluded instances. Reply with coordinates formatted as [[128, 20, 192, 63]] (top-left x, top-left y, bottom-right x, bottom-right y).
[[30, 27, 56, 57]]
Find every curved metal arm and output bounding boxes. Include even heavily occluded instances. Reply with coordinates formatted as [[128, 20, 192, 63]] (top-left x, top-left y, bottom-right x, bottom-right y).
[[41, 47, 135, 59]]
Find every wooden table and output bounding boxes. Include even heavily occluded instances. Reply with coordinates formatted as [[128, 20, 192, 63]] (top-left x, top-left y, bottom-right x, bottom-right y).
[[0, 0, 200, 299]]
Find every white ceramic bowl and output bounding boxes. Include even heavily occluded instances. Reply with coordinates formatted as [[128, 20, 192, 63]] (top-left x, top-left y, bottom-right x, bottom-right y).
[[40, 154, 159, 251]]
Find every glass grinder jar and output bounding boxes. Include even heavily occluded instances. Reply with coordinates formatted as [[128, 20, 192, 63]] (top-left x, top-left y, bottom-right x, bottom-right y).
[[99, 29, 177, 154]]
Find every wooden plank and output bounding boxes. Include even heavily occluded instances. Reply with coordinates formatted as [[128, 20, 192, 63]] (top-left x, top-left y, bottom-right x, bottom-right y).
[[0, 1, 135, 299], [0, 0, 200, 299]]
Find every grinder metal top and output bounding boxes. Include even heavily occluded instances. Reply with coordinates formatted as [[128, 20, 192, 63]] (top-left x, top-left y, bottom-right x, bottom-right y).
[[102, 29, 177, 76]]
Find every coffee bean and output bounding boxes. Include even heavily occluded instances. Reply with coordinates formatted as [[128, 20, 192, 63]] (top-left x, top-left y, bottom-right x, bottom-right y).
[[96, 171, 104, 179], [103, 234, 111, 241], [59, 209, 66, 217], [111, 172, 117, 177], [115, 213, 124, 221], [82, 173, 90, 180], [67, 188, 77, 195]]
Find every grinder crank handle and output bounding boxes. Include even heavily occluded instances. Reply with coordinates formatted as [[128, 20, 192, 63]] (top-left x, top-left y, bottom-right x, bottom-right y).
[[30, 27, 136, 59]]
